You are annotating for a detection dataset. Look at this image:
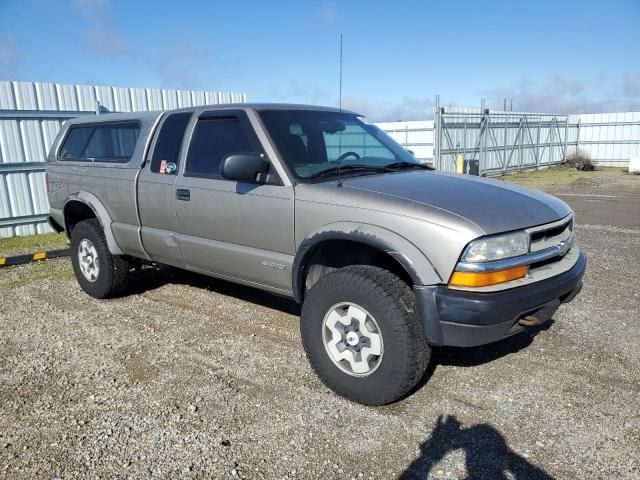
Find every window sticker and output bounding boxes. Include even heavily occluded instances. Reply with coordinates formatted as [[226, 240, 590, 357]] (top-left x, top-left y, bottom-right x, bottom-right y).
[[159, 160, 167, 174]]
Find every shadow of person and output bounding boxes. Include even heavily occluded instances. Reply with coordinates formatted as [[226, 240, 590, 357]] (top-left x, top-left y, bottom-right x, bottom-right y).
[[400, 415, 554, 480]]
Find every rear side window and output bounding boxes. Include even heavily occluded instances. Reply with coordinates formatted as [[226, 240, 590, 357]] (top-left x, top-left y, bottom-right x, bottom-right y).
[[59, 122, 140, 162], [149, 112, 192, 174], [185, 116, 257, 178]]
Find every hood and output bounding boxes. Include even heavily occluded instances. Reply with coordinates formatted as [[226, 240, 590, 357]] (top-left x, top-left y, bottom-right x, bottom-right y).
[[334, 171, 571, 235]]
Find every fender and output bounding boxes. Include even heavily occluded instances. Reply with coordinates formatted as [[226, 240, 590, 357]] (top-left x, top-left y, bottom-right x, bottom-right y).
[[292, 222, 442, 303], [63, 191, 124, 255]]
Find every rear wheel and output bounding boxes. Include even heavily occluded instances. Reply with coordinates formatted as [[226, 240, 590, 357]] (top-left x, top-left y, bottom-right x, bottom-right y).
[[70, 219, 130, 298], [301, 265, 430, 405]]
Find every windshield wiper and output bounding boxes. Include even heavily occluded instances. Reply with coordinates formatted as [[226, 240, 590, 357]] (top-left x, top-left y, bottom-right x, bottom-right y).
[[383, 161, 434, 171], [308, 164, 387, 179]]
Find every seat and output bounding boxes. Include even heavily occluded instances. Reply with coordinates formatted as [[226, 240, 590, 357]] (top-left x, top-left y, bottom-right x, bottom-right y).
[[282, 134, 309, 165]]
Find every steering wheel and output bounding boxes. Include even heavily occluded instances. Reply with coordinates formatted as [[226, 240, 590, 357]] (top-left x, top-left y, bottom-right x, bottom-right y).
[[336, 151, 361, 162]]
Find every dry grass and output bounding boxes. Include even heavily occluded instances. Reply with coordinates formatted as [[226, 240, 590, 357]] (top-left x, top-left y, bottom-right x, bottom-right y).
[[0, 232, 68, 257], [565, 150, 592, 168], [498, 166, 637, 194]]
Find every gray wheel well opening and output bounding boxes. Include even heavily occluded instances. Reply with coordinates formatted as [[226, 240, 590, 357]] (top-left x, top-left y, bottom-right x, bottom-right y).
[[300, 240, 415, 299], [63, 201, 97, 236]]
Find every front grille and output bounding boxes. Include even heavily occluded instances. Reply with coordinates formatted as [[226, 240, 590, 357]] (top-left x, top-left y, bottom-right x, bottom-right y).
[[529, 217, 573, 253]]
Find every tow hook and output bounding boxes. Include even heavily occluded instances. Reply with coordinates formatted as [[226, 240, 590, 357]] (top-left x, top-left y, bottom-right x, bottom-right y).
[[517, 299, 562, 328], [518, 315, 540, 327]]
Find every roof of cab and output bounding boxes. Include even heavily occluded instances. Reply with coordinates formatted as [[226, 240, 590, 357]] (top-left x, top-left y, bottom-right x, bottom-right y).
[[64, 110, 162, 126], [63, 103, 361, 126], [174, 103, 360, 116], [214, 103, 356, 112]]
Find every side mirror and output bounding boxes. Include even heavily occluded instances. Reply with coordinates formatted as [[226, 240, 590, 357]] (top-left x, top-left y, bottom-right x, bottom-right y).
[[220, 152, 268, 183]]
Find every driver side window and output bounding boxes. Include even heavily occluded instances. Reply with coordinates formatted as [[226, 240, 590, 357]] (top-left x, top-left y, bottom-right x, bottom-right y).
[[185, 116, 256, 178]]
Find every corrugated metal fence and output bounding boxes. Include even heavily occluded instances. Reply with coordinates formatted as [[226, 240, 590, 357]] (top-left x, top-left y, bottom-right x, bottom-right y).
[[568, 112, 640, 166], [375, 120, 434, 163], [0, 81, 246, 238], [376, 104, 640, 173], [433, 99, 571, 173]]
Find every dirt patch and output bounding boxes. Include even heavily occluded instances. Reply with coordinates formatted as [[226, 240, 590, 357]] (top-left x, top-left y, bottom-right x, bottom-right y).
[[500, 167, 640, 195]]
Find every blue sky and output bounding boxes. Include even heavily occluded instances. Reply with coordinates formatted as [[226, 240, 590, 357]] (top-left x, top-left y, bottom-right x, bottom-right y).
[[0, 0, 639, 120]]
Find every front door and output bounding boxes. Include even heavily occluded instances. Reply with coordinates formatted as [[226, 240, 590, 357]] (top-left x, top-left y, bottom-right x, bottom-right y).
[[175, 110, 295, 294], [138, 111, 193, 267]]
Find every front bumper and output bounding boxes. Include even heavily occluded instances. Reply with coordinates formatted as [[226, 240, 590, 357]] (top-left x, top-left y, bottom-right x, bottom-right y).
[[414, 249, 586, 347]]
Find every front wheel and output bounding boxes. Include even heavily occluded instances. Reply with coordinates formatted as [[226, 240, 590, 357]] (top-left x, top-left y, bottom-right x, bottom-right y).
[[70, 219, 130, 299], [301, 265, 430, 405]]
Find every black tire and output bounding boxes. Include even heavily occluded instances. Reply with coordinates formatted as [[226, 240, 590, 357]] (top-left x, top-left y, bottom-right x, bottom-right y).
[[70, 219, 130, 299], [301, 265, 430, 405]]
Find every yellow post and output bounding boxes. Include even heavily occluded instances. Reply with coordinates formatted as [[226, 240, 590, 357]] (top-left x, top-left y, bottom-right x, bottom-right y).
[[455, 154, 464, 174]]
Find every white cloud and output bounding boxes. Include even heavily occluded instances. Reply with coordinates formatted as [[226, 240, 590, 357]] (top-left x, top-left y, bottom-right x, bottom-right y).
[[623, 74, 640, 97], [71, 0, 109, 14], [152, 38, 209, 89], [340, 73, 640, 122], [483, 73, 640, 114], [71, 0, 128, 58], [0, 34, 19, 78], [545, 73, 584, 96], [0, 34, 17, 64], [268, 80, 330, 105], [316, 4, 338, 24], [342, 96, 436, 121], [86, 25, 128, 57]]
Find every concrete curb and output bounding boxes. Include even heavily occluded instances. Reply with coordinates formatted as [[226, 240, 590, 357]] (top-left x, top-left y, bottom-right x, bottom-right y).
[[0, 249, 70, 268]]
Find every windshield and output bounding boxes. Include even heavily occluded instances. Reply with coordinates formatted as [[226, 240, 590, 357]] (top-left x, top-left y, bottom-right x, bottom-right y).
[[259, 110, 422, 181]]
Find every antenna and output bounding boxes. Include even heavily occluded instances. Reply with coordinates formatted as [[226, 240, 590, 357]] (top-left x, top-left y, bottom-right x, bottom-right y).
[[337, 33, 344, 187], [339, 33, 343, 111]]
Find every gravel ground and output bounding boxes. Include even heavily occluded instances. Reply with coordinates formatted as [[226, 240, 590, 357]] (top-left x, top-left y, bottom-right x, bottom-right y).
[[1, 172, 639, 479]]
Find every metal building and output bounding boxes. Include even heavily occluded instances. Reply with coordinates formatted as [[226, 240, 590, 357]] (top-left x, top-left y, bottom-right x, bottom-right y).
[[0, 81, 246, 238]]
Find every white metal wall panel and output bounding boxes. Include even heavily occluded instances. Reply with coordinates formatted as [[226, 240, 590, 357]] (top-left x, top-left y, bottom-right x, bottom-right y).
[[14, 82, 38, 109], [95, 86, 116, 112], [568, 112, 640, 166], [177, 90, 193, 108], [114, 87, 133, 112], [0, 82, 16, 109], [75, 84, 97, 112], [205, 92, 220, 105], [0, 178, 12, 238], [375, 120, 434, 163], [191, 91, 206, 107], [35, 82, 58, 110], [146, 89, 163, 110], [162, 89, 179, 110], [0, 80, 246, 238], [56, 83, 79, 111]]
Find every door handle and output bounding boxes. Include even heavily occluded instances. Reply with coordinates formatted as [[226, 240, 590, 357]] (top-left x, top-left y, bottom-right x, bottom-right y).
[[176, 188, 191, 201]]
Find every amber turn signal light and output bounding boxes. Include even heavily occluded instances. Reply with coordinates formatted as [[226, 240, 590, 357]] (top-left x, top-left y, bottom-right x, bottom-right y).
[[449, 266, 527, 287]]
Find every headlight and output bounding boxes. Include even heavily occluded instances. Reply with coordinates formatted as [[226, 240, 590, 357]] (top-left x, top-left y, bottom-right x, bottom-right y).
[[462, 231, 529, 262]]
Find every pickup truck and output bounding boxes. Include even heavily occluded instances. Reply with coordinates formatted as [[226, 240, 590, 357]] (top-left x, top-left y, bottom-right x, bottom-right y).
[[46, 104, 585, 405]]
